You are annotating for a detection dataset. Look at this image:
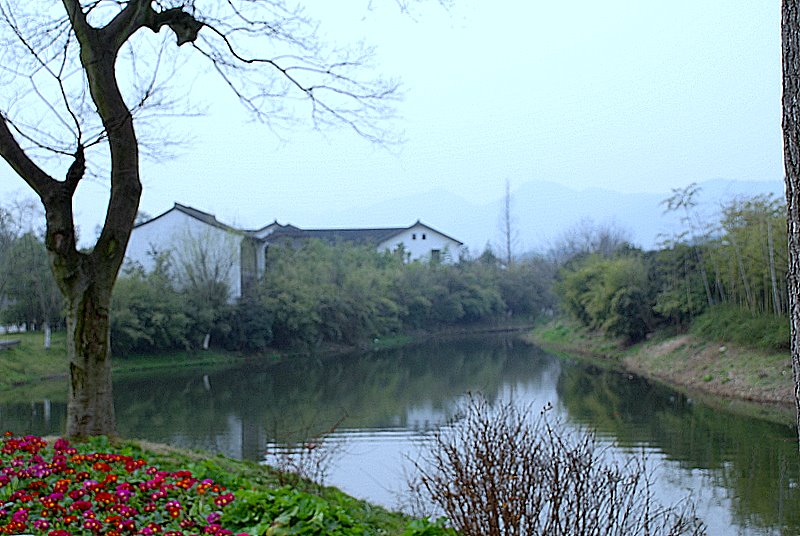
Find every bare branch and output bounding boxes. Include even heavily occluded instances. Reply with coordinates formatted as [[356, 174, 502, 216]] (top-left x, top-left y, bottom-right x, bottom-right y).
[[0, 3, 83, 144], [0, 114, 55, 198], [194, 20, 401, 143]]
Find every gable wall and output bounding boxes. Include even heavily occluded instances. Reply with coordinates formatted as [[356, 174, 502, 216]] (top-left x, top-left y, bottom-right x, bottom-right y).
[[378, 224, 462, 262], [125, 210, 243, 299]]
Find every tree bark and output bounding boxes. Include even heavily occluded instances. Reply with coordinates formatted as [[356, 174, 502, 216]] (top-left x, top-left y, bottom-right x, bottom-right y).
[[64, 278, 116, 435], [781, 0, 800, 444], [0, 1, 184, 436]]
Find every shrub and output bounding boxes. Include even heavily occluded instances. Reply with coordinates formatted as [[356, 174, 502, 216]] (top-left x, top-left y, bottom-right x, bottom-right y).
[[409, 395, 705, 536]]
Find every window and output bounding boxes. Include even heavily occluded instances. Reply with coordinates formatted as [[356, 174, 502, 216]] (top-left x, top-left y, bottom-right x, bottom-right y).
[[412, 233, 417, 239], [431, 249, 441, 263], [422, 233, 426, 240]]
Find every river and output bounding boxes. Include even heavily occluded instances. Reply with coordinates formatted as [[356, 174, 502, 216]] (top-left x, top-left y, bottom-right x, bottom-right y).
[[1, 335, 798, 535]]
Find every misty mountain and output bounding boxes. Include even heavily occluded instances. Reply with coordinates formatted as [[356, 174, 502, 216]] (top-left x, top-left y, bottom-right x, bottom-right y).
[[330, 179, 784, 255]]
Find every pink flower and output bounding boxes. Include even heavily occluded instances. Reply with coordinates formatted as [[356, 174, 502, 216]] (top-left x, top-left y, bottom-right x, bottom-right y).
[[12, 507, 29, 523]]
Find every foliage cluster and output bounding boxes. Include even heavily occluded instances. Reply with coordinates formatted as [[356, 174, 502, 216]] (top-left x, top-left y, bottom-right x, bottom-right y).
[[0, 206, 63, 329], [110, 240, 556, 355], [556, 189, 789, 350], [3, 187, 786, 354]]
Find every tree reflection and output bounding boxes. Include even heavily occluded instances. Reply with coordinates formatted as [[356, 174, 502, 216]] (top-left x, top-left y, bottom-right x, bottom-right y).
[[557, 364, 800, 531], [0, 336, 797, 532]]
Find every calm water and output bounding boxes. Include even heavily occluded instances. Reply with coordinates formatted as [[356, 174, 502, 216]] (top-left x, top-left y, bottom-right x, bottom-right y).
[[2, 335, 799, 535]]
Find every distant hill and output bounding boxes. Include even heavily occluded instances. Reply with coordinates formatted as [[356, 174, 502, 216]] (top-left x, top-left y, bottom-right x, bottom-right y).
[[328, 179, 784, 254]]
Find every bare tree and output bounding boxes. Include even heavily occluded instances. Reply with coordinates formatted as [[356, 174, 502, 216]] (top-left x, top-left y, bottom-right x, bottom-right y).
[[0, 0, 407, 437], [782, 0, 800, 445], [498, 178, 519, 267], [547, 218, 633, 266]]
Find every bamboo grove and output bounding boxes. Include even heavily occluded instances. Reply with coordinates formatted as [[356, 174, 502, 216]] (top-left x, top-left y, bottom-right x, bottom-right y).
[[557, 187, 789, 348]]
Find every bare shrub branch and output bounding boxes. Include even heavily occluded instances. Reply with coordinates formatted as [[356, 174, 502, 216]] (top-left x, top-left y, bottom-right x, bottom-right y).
[[409, 394, 706, 536]]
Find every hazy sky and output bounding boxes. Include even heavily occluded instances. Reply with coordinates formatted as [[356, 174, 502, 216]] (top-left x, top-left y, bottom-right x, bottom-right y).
[[0, 0, 784, 242]]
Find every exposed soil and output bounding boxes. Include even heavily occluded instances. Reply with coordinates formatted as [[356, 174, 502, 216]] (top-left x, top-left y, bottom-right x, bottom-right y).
[[528, 323, 795, 423], [623, 334, 793, 406]]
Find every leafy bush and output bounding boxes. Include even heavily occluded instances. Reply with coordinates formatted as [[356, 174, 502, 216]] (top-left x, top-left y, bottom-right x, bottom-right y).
[[111, 262, 190, 355], [113, 241, 556, 354], [558, 254, 653, 343], [224, 487, 377, 535]]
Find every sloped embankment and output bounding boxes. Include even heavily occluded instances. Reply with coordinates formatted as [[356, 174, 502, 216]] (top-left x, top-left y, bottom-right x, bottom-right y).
[[528, 321, 794, 422]]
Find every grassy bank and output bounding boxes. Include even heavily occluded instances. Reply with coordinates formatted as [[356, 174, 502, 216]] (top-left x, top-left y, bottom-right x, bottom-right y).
[[0, 331, 70, 387], [0, 321, 534, 391], [0, 331, 253, 389], [527, 318, 795, 424]]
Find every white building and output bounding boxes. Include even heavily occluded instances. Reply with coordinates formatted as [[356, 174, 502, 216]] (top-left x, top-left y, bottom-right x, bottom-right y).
[[126, 203, 464, 299], [124, 203, 248, 300]]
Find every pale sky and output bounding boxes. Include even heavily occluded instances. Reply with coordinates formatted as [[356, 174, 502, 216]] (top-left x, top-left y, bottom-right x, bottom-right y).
[[0, 1, 784, 248]]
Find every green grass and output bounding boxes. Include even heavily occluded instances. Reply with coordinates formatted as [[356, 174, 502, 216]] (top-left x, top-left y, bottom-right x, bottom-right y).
[[0, 330, 262, 387], [525, 318, 625, 365], [0, 330, 69, 388], [690, 305, 789, 352]]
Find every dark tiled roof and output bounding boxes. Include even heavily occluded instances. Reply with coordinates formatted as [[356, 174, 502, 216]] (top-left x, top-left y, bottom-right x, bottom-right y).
[[134, 203, 241, 234], [273, 227, 406, 245], [137, 204, 462, 246], [172, 203, 239, 233], [267, 223, 463, 247]]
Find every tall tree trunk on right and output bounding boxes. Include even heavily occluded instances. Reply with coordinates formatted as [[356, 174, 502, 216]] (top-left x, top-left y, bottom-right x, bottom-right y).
[[781, 0, 800, 444]]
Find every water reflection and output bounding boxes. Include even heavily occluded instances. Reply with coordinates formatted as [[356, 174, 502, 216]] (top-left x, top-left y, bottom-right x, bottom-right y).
[[0, 335, 797, 534]]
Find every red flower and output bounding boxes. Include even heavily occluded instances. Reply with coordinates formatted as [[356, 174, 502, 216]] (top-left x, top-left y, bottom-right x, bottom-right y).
[[92, 461, 112, 472], [95, 491, 116, 505], [69, 500, 92, 512], [213, 493, 235, 507], [83, 517, 103, 532]]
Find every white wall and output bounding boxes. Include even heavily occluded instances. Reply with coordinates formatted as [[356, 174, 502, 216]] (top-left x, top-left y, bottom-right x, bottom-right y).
[[125, 210, 243, 299], [379, 224, 462, 263]]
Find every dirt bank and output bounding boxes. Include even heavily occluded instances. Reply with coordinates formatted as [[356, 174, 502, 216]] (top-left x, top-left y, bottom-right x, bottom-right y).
[[527, 321, 795, 423]]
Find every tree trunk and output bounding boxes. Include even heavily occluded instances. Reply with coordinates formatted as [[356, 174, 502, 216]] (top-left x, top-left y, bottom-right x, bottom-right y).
[[65, 281, 115, 436], [781, 0, 800, 444], [0, 2, 204, 438]]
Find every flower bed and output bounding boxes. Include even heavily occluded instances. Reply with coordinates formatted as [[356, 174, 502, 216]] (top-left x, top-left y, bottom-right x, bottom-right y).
[[0, 433, 245, 535]]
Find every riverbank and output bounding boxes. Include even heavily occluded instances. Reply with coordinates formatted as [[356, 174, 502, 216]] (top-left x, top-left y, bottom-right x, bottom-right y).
[[526, 319, 795, 425], [0, 321, 534, 393]]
